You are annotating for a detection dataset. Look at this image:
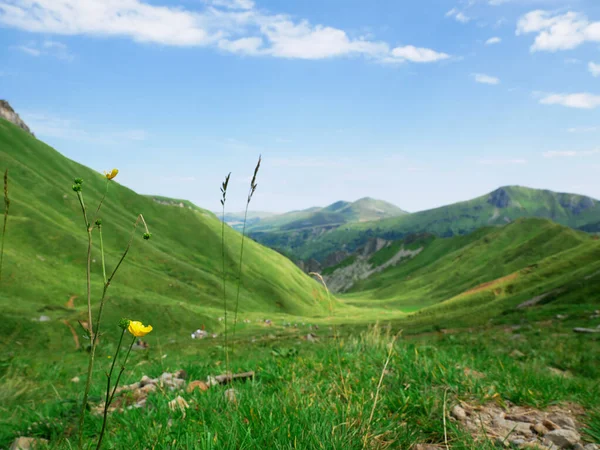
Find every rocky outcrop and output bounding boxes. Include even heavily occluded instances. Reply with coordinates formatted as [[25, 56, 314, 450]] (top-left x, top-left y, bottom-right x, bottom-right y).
[[487, 187, 511, 208], [0, 100, 34, 136]]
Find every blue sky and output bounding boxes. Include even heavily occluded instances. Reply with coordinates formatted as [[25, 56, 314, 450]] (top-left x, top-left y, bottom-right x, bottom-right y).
[[1, 0, 600, 213]]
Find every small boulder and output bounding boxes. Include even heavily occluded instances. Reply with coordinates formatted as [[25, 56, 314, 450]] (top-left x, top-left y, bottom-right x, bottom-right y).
[[451, 405, 467, 421], [547, 413, 576, 430], [10, 437, 48, 450], [544, 429, 581, 448]]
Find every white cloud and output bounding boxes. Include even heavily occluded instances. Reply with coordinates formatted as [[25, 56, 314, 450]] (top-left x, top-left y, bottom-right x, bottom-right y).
[[543, 149, 600, 158], [479, 159, 527, 165], [565, 58, 581, 64], [589, 62, 600, 77], [12, 40, 73, 60], [446, 8, 471, 24], [0, 0, 450, 64], [472, 73, 500, 85], [387, 45, 450, 63], [567, 126, 598, 133], [15, 45, 41, 56], [485, 36, 501, 45], [538, 92, 600, 109], [516, 10, 600, 52]]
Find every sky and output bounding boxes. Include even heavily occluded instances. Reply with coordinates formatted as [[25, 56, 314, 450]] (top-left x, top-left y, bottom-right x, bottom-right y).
[[1, 0, 600, 213]]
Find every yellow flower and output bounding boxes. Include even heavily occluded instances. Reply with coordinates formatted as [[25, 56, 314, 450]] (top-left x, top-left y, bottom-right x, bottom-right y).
[[128, 321, 153, 337], [104, 168, 119, 180]]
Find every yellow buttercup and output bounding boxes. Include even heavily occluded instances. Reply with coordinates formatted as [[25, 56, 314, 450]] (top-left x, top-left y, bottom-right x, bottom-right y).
[[104, 168, 119, 180], [128, 320, 153, 337]]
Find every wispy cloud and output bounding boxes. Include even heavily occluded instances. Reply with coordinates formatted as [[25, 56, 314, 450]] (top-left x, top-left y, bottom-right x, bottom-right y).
[[516, 10, 600, 52], [12, 40, 73, 60], [478, 159, 527, 165], [0, 0, 450, 64], [567, 126, 598, 133], [485, 37, 501, 45], [543, 149, 600, 158], [537, 92, 600, 109], [446, 8, 471, 24], [589, 62, 600, 77], [20, 111, 149, 143], [472, 73, 500, 85]]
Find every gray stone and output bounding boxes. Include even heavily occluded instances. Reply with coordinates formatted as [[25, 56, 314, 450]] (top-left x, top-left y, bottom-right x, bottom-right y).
[[548, 413, 576, 430], [9, 437, 48, 450], [545, 429, 581, 448], [451, 405, 467, 421], [0, 100, 35, 136]]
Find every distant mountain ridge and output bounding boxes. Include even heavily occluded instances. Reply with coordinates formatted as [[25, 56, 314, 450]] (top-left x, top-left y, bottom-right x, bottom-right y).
[[249, 185, 600, 267], [245, 197, 407, 233]]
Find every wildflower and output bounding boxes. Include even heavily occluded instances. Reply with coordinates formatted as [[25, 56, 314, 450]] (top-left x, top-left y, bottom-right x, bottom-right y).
[[104, 169, 119, 180], [128, 320, 153, 337]]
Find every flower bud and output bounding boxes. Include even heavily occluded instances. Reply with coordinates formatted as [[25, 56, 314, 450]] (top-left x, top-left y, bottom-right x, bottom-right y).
[[72, 184, 82, 192], [118, 318, 131, 330], [143, 232, 152, 240]]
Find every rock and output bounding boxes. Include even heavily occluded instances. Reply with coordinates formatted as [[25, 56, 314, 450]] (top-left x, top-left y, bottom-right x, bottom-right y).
[[509, 438, 525, 447], [225, 388, 238, 403], [175, 369, 187, 380], [555, 314, 568, 320], [548, 367, 572, 378], [139, 375, 156, 387], [510, 349, 526, 358], [543, 419, 560, 431], [38, 316, 51, 322], [584, 445, 600, 450], [140, 383, 156, 394], [186, 380, 209, 393], [70, 376, 80, 383], [452, 405, 467, 421], [544, 429, 580, 448], [532, 422, 548, 435], [547, 413, 576, 430], [573, 327, 600, 334], [306, 333, 317, 342], [0, 100, 35, 136], [9, 437, 49, 449]]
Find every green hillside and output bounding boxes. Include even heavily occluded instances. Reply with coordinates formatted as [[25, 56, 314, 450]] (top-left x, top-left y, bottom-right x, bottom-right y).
[[246, 197, 406, 233], [255, 185, 600, 263], [0, 118, 333, 349], [219, 211, 277, 231], [341, 218, 600, 328]]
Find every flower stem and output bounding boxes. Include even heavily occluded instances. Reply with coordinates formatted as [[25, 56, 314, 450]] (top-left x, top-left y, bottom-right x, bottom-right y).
[[95, 328, 126, 450], [77, 190, 94, 449], [96, 329, 135, 450]]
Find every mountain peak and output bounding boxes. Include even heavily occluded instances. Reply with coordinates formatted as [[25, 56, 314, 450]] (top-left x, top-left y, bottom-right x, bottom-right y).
[[0, 100, 34, 137]]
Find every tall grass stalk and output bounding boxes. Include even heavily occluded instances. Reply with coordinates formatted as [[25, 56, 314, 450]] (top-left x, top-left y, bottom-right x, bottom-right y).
[[0, 169, 9, 283], [75, 174, 150, 449], [220, 172, 231, 376], [231, 156, 261, 354]]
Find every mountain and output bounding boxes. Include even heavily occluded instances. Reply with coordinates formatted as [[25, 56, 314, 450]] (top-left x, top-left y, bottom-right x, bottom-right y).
[[251, 185, 600, 265], [0, 117, 330, 346], [337, 217, 600, 330], [218, 211, 277, 231], [246, 197, 407, 234]]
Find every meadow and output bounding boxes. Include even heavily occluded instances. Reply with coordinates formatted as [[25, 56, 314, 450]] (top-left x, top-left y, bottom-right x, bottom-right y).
[[1, 117, 599, 449]]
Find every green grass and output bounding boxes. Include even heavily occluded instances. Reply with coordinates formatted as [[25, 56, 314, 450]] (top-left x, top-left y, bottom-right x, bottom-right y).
[[0, 117, 335, 352], [2, 117, 600, 449], [1, 322, 599, 449]]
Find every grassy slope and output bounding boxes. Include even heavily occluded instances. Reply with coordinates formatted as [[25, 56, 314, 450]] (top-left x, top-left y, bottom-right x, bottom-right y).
[[256, 186, 600, 262], [0, 118, 334, 349], [342, 218, 600, 330]]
